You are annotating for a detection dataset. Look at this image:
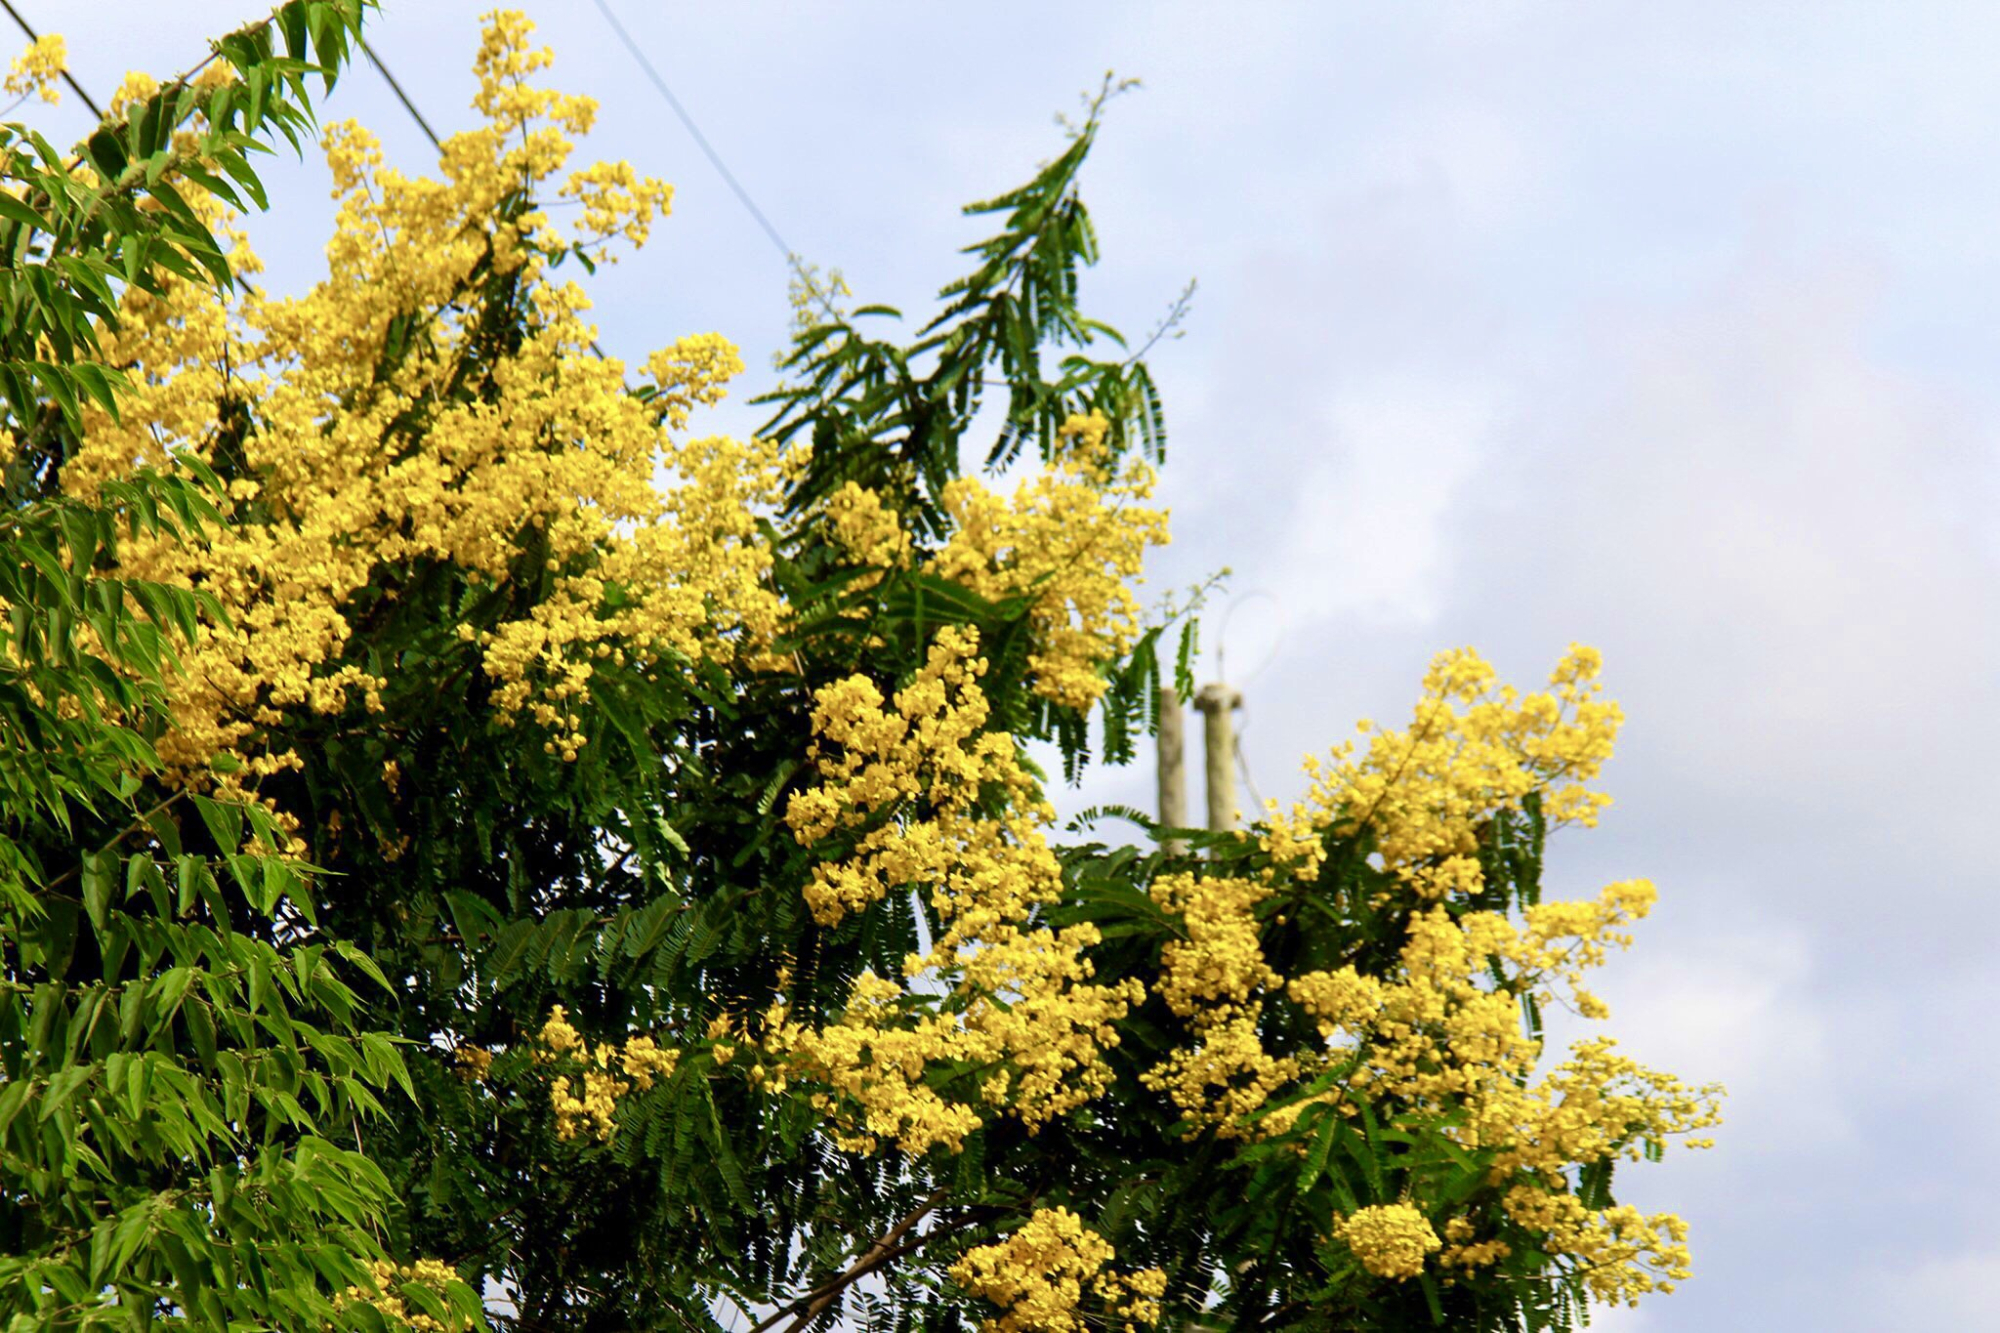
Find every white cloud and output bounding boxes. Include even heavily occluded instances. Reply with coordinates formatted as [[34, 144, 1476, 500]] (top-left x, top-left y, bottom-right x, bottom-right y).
[[1563, 920, 1851, 1152], [1354, 105, 1551, 234], [1444, 256, 2000, 917], [1276, 375, 1499, 624], [1856, 1250, 2000, 1332]]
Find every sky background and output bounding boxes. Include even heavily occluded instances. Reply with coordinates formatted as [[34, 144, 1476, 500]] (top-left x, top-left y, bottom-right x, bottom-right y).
[[28, 3, 2000, 1328]]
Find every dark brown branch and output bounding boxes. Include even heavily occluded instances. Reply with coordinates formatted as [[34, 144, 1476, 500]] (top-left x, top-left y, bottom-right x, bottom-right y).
[[745, 1189, 949, 1333]]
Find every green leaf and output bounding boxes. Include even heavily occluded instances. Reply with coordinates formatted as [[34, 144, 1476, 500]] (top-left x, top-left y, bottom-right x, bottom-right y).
[[331, 940, 394, 997], [0, 191, 44, 231], [191, 794, 245, 855], [81, 853, 114, 931], [39, 1063, 94, 1123], [360, 1033, 415, 1102]]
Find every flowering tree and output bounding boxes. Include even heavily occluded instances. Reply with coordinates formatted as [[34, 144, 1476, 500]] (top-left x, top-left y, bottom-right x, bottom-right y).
[[0, 6, 480, 1329], [2, 8, 1720, 1332]]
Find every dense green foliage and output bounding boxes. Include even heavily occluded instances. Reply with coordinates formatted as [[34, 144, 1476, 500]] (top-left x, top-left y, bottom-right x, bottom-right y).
[[0, 9, 1714, 1331], [2, 6, 476, 1330]]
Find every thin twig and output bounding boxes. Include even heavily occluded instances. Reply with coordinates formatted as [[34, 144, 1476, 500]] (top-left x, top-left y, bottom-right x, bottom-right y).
[[42, 787, 187, 896], [1121, 277, 1198, 369]]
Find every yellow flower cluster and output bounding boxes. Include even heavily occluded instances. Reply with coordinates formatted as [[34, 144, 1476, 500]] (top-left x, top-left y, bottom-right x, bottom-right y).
[[1439, 1215, 1512, 1271], [336, 1258, 469, 1333], [1132, 647, 1720, 1301], [1149, 872, 1280, 1016], [1333, 905, 1546, 1107], [1053, 406, 1116, 482], [778, 628, 1141, 1154], [932, 411, 1169, 710], [1336, 1204, 1441, 1281], [537, 1006, 679, 1142], [823, 481, 912, 572], [644, 332, 745, 430], [764, 972, 979, 1155], [4, 33, 64, 106], [1139, 871, 1299, 1136], [785, 626, 1050, 929], [64, 11, 784, 792], [1499, 1188, 1692, 1305], [1296, 887, 1723, 1170], [1275, 883, 1719, 1300], [1285, 965, 1385, 1044], [561, 157, 674, 254], [949, 1207, 1166, 1333], [453, 1045, 495, 1082], [1260, 645, 1621, 890], [1140, 1003, 1299, 1138]]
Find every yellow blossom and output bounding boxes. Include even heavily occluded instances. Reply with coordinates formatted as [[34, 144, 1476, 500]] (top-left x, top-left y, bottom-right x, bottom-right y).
[[950, 1207, 1165, 1333], [65, 11, 784, 795], [1259, 644, 1622, 889], [536, 1007, 682, 1140], [1337, 1204, 1441, 1281], [4, 33, 64, 105], [336, 1257, 472, 1332], [777, 628, 1141, 1154], [931, 422, 1168, 710], [823, 481, 912, 571]]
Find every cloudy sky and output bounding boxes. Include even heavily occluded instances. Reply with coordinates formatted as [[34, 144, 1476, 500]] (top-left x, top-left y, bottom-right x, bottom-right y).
[[34, 2, 2000, 1327]]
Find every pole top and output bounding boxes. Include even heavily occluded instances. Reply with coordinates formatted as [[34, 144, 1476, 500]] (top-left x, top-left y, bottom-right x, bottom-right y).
[[1194, 682, 1242, 714]]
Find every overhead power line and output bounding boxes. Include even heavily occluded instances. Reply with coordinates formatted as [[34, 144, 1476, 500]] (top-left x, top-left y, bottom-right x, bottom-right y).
[[587, 0, 798, 270], [367, 6, 839, 326], [360, 37, 438, 147], [588, 0, 844, 325]]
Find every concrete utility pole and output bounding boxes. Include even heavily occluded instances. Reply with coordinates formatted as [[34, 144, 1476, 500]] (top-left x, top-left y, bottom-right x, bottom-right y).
[[1156, 687, 1187, 854], [1194, 682, 1243, 834]]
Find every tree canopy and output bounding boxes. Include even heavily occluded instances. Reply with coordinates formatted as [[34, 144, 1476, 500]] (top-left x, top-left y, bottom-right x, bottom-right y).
[[1, 8, 1720, 1331]]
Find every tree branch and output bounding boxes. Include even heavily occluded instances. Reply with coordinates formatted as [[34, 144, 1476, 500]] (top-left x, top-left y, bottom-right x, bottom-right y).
[[747, 1189, 950, 1333]]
